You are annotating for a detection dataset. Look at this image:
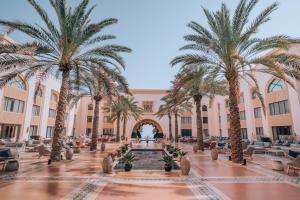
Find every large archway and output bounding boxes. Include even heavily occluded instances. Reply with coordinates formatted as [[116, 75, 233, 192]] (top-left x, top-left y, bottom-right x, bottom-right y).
[[131, 119, 164, 139]]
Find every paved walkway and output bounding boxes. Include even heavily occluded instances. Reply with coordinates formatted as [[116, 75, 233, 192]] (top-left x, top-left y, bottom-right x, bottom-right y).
[[0, 143, 299, 200]]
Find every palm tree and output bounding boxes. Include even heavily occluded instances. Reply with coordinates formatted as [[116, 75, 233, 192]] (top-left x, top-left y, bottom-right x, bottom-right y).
[[171, 0, 300, 163], [161, 92, 193, 143], [69, 66, 129, 151], [0, 0, 131, 161], [103, 95, 127, 142], [172, 65, 227, 151], [156, 104, 173, 141], [121, 96, 143, 140]]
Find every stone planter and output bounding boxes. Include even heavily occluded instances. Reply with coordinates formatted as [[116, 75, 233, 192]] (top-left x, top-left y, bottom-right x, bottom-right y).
[[73, 146, 80, 154], [180, 157, 190, 176], [65, 148, 74, 160], [162, 142, 166, 149], [101, 143, 106, 152], [102, 155, 113, 174], [193, 144, 198, 153], [5, 160, 19, 171], [211, 149, 218, 160]]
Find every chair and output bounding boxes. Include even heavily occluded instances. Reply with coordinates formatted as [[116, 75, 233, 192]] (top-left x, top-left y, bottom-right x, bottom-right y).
[[35, 144, 50, 159], [287, 155, 300, 175], [243, 146, 255, 160]]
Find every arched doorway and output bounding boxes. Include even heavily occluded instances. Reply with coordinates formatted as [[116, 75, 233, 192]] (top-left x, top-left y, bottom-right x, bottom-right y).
[[131, 119, 164, 139]]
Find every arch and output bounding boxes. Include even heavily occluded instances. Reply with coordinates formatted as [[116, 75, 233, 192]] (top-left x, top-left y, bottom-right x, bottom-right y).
[[267, 78, 286, 93], [202, 105, 208, 111], [132, 119, 164, 138], [7, 75, 26, 90]]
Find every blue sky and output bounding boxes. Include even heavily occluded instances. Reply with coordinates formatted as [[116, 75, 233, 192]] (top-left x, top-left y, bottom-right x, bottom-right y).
[[1, 0, 300, 89]]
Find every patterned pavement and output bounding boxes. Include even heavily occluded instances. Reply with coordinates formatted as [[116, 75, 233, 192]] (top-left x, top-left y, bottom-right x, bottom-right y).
[[0, 143, 299, 200]]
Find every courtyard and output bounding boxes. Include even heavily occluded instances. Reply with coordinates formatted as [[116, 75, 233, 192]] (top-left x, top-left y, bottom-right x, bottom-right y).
[[0, 142, 299, 200]]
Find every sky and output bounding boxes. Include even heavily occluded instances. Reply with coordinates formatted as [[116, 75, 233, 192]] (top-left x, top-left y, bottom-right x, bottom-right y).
[[1, 0, 300, 89]]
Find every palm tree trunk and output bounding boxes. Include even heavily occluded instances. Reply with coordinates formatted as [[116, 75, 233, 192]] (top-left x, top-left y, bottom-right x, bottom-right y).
[[168, 113, 173, 140], [226, 72, 243, 163], [90, 98, 101, 151], [122, 118, 127, 140], [194, 95, 204, 151], [116, 115, 120, 142], [174, 112, 179, 143], [50, 70, 69, 161]]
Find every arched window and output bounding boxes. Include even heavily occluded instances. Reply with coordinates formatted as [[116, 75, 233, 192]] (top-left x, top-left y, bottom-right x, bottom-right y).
[[34, 86, 43, 97], [268, 79, 286, 93], [7, 76, 26, 90], [88, 104, 93, 110], [202, 105, 208, 111], [252, 91, 258, 99]]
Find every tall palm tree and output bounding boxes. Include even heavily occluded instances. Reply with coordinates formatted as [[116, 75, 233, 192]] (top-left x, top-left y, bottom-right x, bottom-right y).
[[69, 66, 129, 151], [103, 95, 127, 142], [121, 96, 143, 140], [156, 104, 173, 141], [172, 65, 227, 151], [161, 92, 193, 143], [0, 0, 131, 161], [171, 0, 300, 163]]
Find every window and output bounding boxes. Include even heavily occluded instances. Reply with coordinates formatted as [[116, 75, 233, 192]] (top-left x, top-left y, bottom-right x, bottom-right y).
[[181, 129, 192, 137], [87, 116, 93, 123], [203, 117, 208, 124], [88, 104, 93, 110], [240, 128, 248, 139], [4, 97, 24, 113], [181, 117, 192, 124], [143, 101, 153, 112], [269, 100, 289, 115], [103, 116, 112, 123], [0, 124, 20, 139], [203, 129, 209, 137], [256, 127, 264, 141], [32, 105, 40, 116], [48, 109, 56, 118], [254, 107, 261, 118], [86, 128, 92, 136], [46, 126, 54, 138], [238, 95, 244, 104], [268, 79, 286, 93], [202, 105, 208, 111], [239, 111, 246, 120], [29, 125, 38, 136], [252, 91, 258, 99], [51, 93, 58, 102], [103, 128, 113, 135], [272, 126, 291, 140], [34, 86, 42, 97], [7, 76, 26, 90]]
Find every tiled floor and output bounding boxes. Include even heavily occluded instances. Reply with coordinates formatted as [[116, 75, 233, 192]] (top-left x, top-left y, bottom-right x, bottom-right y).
[[0, 142, 299, 200]]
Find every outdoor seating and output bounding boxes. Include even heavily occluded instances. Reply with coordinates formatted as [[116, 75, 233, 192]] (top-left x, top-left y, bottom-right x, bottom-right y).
[[287, 155, 300, 175]]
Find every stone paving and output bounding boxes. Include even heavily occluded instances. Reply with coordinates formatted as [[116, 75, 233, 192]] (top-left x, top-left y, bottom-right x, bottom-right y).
[[0, 143, 299, 200]]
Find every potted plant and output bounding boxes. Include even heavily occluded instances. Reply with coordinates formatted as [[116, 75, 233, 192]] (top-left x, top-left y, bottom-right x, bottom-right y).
[[121, 146, 127, 154], [65, 147, 73, 160], [178, 151, 188, 162], [172, 147, 180, 158], [121, 153, 136, 172], [160, 155, 175, 172]]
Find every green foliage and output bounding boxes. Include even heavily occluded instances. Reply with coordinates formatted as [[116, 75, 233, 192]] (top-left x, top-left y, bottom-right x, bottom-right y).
[[120, 153, 136, 164], [160, 155, 175, 165]]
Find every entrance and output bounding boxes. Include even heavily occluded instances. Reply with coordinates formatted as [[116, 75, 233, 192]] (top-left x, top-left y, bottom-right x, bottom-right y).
[[131, 119, 164, 139]]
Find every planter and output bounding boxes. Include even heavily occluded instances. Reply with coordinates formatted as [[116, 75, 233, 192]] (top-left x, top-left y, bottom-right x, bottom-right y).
[[124, 163, 132, 172], [193, 144, 198, 153], [101, 143, 106, 152], [102, 155, 113, 174], [180, 157, 190, 176], [211, 149, 218, 160], [162, 142, 166, 149], [65, 148, 74, 160], [5, 160, 19, 171], [73, 147, 80, 154], [164, 163, 172, 172]]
